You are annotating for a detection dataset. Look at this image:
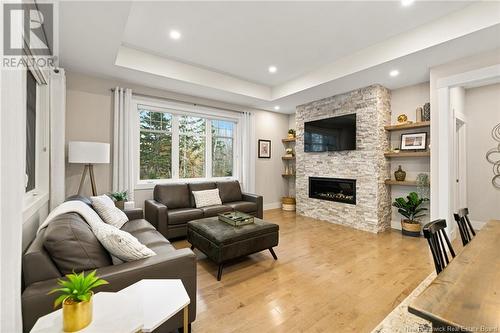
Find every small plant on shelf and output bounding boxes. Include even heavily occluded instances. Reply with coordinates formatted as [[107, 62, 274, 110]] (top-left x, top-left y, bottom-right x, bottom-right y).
[[48, 270, 108, 331], [392, 192, 429, 237], [109, 191, 128, 209], [287, 129, 296, 139]]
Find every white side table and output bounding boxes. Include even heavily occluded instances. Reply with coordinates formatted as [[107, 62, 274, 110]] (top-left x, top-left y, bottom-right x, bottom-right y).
[[30, 292, 142, 333], [31, 279, 190, 333], [118, 279, 190, 333]]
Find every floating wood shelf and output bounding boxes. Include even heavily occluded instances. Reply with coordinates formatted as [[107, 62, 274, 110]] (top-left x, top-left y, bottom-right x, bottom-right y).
[[384, 151, 430, 158], [384, 121, 430, 131], [282, 138, 296, 143], [282, 174, 296, 177], [282, 156, 296, 160], [384, 179, 430, 186]]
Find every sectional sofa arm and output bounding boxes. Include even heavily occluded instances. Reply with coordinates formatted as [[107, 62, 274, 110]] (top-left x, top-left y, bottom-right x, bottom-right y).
[[242, 192, 263, 218], [21, 249, 197, 332], [124, 208, 144, 220], [144, 199, 168, 231]]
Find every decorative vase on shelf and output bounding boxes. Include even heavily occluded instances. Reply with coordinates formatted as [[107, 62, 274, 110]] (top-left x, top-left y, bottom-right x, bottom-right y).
[[416, 107, 423, 122], [394, 165, 407, 181], [422, 103, 431, 121]]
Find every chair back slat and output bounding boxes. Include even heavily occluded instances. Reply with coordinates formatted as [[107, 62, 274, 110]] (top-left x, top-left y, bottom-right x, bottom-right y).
[[453, 208, 476, 246], [423, 219, 456, 274]]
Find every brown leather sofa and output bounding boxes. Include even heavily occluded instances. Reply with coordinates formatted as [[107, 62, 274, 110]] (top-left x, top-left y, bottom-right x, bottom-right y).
[[21, 197, 196, 333], [145, 180, 263, 239]]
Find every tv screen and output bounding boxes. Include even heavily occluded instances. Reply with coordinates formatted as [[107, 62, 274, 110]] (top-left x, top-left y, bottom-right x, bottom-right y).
[[304, 114, 356, 152]]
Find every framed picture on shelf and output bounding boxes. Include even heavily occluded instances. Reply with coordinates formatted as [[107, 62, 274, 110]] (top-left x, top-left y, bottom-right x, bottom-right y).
[[400, 132, 427, 151], [258, 139, 271, 158]]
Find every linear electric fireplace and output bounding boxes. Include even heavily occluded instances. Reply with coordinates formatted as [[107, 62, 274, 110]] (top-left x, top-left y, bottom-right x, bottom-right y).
[[309, 177, 356, 205]]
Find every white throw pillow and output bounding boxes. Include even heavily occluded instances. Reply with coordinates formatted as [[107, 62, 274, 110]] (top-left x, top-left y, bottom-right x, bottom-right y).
[[92, 222, 156, 262], [91, 195, 128, 229], [192, 188, 222, 208]]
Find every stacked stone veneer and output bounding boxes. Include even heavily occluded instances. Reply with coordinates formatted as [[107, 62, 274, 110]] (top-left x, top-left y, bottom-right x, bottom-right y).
[[296, 85, 391, 233]]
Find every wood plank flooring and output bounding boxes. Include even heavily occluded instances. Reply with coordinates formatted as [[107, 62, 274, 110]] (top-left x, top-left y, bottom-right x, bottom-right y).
[[172, 209, 434, 333]]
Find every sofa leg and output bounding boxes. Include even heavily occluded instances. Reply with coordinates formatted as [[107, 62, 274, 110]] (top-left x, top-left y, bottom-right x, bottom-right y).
[[269, 248, 278, 260], [190, 245, 194, 250], [217, 264, 224, 281]]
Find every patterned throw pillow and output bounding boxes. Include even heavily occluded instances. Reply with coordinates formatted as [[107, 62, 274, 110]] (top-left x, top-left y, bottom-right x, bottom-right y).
[[192, 188, 222, 208], [91, 221, 155, 262], [90, 195, 128, 229]]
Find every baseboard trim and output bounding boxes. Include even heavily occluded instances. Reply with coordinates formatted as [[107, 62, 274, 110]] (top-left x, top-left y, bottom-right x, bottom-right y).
[[264, 202, 281, 211], [470, 219, 486, 230]]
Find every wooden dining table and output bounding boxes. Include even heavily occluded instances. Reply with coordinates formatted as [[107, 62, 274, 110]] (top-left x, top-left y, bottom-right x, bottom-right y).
[[409, 219, 500, 332]]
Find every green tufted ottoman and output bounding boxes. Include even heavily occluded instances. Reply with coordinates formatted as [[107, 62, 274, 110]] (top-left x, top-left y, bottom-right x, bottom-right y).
[[187, 216, 279, 280]]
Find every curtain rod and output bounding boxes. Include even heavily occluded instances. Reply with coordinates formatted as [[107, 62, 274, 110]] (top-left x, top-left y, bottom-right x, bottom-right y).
[[110, 88, 245, 114]]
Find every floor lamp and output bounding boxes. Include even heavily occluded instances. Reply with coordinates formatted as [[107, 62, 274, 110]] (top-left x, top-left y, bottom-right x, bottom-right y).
[[68, 141, 110, 196]]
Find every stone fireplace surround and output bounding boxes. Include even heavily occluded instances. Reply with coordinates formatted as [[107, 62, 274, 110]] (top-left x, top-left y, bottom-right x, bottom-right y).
[[295, 85, 391, 233]]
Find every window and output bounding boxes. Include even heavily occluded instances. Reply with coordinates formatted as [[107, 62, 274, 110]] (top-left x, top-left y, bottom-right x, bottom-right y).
[[26, 70, 37, 192], [136, 102, 237, 183], [179, 116, 206, 178], [139, 108, 172, 180], [212, 120, 234, 177]]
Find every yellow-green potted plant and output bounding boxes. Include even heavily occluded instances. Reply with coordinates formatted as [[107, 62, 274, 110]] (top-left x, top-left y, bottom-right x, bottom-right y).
[[392, 192, 429, 237], [48, 270, 108, 332], [287, 129, 296, 139]]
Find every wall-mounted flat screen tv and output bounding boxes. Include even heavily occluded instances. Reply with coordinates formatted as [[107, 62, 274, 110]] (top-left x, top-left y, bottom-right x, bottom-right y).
[[304, 114, 356, 152]]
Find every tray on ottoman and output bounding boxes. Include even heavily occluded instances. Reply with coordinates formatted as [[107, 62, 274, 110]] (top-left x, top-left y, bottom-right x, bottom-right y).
[[218, 211, 254, 226], [187, 215, 279, 281]]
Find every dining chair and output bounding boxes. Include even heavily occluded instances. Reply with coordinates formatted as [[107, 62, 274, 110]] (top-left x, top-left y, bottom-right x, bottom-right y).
[[423, 219, 456, 274], [453, 208, 476, 246]]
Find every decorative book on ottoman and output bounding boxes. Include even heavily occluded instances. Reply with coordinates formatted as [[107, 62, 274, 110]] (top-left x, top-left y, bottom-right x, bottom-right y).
[[218, 211, 254, 226]]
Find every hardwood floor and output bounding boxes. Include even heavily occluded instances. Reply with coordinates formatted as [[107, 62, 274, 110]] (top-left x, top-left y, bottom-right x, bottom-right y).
[[172, 209, 434, 333]]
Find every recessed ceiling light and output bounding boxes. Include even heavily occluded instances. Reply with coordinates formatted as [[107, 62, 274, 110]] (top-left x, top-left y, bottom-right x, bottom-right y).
[[268, 65, 277, 73], [401, 0, 415, 6], [169, 30, 181, 40], [274, 105, 280, 111], [390, 70, 400, 77]]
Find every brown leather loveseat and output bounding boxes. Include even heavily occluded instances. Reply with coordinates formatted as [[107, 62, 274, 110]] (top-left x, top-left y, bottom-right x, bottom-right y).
[[145, 180, 263, 239], [21, 197, 196, 333]]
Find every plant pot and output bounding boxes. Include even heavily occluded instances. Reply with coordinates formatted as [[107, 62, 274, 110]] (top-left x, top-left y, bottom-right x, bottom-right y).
[[63, 294, 93, 332], [401, 219, 421, 237], [287, 133, 295, 139], [282, 196, 296, 211], [114, 200, 125, 210]]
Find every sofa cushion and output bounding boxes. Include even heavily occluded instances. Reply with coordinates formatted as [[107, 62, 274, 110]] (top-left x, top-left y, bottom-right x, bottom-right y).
[[120, 219, 175, 256], [188, 182, 216, 207], [43, 213, 112, 274], [223, 201, 257, 214], [217, 181, 243, 203], [200, 204, 233, 217], [167, 208, 204, 225], [154, 183, 190, 209], [192, 189, 222, 208], [90, 195, 128, 228]]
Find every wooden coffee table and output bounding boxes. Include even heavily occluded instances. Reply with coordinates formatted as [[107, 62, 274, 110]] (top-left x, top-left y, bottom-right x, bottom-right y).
[[187, 216, 279, 280]]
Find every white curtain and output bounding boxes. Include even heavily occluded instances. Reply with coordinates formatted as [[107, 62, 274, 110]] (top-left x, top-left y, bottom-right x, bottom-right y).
[[239, 111, 256, 193], [49, 69, 66, 209], [112, 87, 135, 201]]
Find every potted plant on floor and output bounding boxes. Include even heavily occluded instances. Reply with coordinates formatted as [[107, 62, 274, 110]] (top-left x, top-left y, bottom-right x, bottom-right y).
[[110, 191, 128, 210], [48, 270, 108, 332], [392, 192, 429, 237]]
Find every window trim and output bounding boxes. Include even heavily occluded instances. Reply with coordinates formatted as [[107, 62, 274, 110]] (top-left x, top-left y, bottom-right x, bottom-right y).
[[133, 97, 240, 189]]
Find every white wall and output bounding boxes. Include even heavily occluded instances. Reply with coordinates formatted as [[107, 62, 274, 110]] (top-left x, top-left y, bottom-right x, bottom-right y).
[[389, 83, 431, 228], [464, 83, 500, 226], [65, 71, 290, 208]]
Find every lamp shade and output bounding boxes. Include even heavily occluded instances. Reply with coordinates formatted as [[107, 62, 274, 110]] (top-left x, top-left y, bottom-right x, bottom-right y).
[[68, 141, 110, 164]]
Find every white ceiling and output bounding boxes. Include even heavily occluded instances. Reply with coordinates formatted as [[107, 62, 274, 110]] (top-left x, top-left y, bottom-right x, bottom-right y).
[[122, 1, 471, 86], [58, 1, 500, 113]]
